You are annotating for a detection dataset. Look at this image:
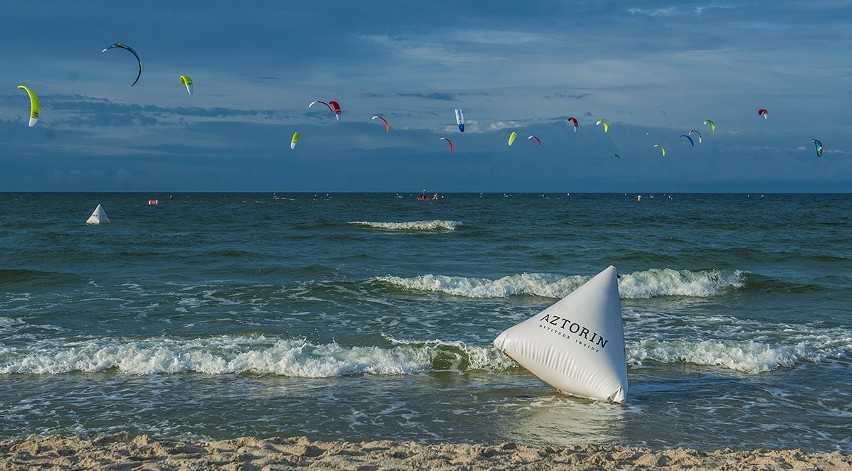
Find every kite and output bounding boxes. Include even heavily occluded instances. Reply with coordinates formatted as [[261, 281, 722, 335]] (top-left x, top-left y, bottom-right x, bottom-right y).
[[596, 119, 609, 133], [17, 85, 39, 127], [689, 129, 703, 144], [371, 115, 390, 132], [654, 144, 666, 157], [704, 119, 716, 131], [290, 132, 300, 150], [179, 75, 193, 95], [758, 108, 768, 119], [508, 131, 517, 146], [441, 137, 454, 153], [812, 139, 823, 157], [102, 43, 142, 86], [309, 100, 331, 111], [528, 135, 541, 146], [455, 109, 464, 132], [680, 134, 694, 146], [328, 100, 341, 121], [567, 116, 578, 132]]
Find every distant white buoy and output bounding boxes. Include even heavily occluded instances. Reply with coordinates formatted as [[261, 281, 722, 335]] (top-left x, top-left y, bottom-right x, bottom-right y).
[[494, 265, 628, 402], [86, 204, 110, 224]]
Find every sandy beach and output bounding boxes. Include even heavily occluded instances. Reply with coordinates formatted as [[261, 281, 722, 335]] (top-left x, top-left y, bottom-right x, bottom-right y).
[[1, 434, 849, 470]]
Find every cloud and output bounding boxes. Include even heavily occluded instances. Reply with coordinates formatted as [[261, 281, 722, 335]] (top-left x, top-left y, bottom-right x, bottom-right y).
[[29, 95, 303, 129], [544, 91, 591, 100], [628, 3, 736, 17], [628, 7, 678, 17], [487, 121, 520, 132], [397, 92, 457, 101], [441, 29, 545, 45]]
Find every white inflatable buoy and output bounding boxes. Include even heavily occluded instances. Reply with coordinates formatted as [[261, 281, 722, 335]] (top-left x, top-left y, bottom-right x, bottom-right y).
[[494, 265, 627, 403], [86, 204, 110, 224]]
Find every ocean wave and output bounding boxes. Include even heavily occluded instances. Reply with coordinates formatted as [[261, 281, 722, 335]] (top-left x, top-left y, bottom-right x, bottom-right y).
[[1, 328, 846, 377], [618, 268, 744, 299], [373, 273, 586, 298], [348, 220, 462, 231], [626, 335, 850, 373], [383, 336, 515, 371], [0, 335, 511, 376], [373, 268, 745, 299]]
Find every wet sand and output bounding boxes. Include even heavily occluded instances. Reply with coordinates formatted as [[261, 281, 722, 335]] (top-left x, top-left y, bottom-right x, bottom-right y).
[[1, 434, 849, 470]]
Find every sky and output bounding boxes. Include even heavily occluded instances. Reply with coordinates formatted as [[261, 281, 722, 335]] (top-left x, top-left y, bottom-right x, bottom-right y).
[[1, 1, 851, 192]]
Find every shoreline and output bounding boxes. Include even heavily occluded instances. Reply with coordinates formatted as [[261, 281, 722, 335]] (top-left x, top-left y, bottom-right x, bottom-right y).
[[1, 434, 849, 470]]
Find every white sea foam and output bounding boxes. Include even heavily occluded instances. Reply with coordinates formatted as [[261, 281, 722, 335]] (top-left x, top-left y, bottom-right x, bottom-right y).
[[625, 317, 852, 373], [0, 327, 846, 376], [349, 220, 462, 231], [0, 335, 510, 376], [0, 316, 22, 330], [0, 316, 65, 337], [618, 268, 744, 298], [627, 339, 801, 373], [384, 336, 516, 371], [374, 268, 745, 299], [374, 273, 587, 298]]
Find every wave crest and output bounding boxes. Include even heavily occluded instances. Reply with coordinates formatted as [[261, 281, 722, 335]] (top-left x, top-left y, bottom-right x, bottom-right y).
[[0, 336, 511, 376], [349, 220, 462, 231], [2, 330, 845, 376], [618, 268, 744, 299], [374, 273, 588, 298], [627, 336, 849, 373], [374, 268, 745, 299]]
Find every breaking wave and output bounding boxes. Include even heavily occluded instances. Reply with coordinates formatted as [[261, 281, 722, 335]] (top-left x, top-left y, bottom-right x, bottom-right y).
[[618, 268, 744, 298], [626, 334, 851, 373], [0, 335, 511, 376], [624, 308, 851, 373], [0, 328, 845, 376], [374, 268, 745, 299], [349, 220, 462, 231]]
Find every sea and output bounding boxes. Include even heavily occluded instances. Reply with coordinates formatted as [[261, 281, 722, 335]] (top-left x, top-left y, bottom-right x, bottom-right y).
[[0, 192, 849, 452]]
